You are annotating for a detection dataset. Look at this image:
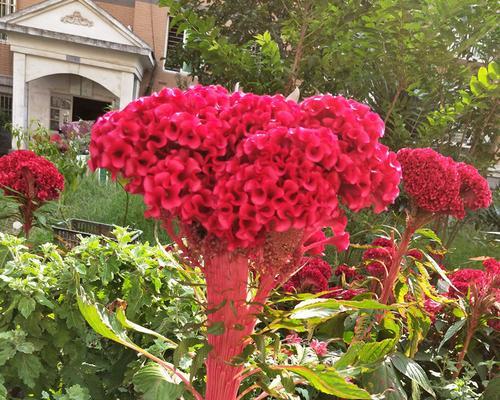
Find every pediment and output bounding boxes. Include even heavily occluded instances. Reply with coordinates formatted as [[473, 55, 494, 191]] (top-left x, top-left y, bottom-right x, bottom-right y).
[[1, 0, 149, 49]]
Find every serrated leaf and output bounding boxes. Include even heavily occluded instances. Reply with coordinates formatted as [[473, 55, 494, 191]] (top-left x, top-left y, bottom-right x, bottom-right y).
[[275, 365, 371, 399], [14, 353, 43, 388], [391, 352, 435, 397], [190, 343, 211, 381], [0, 344, 16, 366], [173, 337, 204, 368], [64, 384, 91, 400], [133, 363, 185, 400], [358, 338, 397, 364], [18, 297, 36, 319]]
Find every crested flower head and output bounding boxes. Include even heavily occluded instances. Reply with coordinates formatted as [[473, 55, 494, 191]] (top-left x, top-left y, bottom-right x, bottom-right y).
[[0, 150, 64, 203], [397, 148, 492, 219], [283, 257, 332, 294], [89, 85, 401, 256]]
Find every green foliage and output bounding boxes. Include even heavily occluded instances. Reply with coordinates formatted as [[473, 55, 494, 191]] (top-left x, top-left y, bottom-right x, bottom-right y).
[[133, 363, 185, 400], [0, 230, 198, 398], [160, 0, 498, 171], [11, 122, 88, 194]]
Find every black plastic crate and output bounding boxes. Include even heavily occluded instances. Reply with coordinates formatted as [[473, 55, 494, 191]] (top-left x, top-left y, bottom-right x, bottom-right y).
[[52, 219, 141, 249]]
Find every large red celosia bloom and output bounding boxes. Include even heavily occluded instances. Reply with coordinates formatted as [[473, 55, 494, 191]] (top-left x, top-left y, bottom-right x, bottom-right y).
[[397, 148, 492, 219], [0, 150, 64, 236], [89, 85, 401, 400]]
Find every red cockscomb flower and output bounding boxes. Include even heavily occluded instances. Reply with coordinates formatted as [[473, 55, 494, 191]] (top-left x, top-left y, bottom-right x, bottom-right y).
[[397, 148, 492, 219], [283, 257, 332, 294], [0, 150, 64, 236], [88, 85, 402, 400]]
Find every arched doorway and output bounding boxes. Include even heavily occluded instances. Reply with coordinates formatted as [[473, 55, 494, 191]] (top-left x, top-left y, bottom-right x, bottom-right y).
[[27, 73, 118, 131]]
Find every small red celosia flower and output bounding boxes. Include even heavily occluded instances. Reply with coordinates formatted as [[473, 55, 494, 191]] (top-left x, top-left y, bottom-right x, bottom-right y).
[[283, 257, 332, 294], [424, 298, 443, 323], [334, 264, 360, 281], [0, 150, 64, 202], [397, 148, 492, 219], [448, 269, 486, 298], [310, 339, 328, 357], [363, 239, 394, 278], [284, 332, 302, 344], [324, 286, 365, 300], [407, 249, 424, 260]]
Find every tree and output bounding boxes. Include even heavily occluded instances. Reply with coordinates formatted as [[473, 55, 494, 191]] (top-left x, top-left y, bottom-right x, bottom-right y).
[[160, 0, 499, 169]]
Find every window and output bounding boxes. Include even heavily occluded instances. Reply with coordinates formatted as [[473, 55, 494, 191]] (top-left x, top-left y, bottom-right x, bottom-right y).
[[0, 0, 15, 40], [0, 0, 15, 17], [0, 93, 12, 120], [164, 16, 185, 71], [50, 95, 72, 131]]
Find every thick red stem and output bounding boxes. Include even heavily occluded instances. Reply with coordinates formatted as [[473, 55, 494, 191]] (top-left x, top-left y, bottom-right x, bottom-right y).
[[204, 252, 272, 400], [380, 212, 436, 304], [380, 218, 416, 304], [454, 304, 480, 378], [20, 201, 34, 238]]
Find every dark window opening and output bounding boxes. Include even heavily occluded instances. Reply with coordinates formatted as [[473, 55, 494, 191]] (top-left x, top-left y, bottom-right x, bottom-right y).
[[72, 97, 110, 121], [164, 16, 185, 71], [0, 93, 12, 155]]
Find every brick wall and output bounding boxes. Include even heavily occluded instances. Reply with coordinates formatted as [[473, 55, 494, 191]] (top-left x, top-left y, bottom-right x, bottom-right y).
[[0, 44, 13, 76], [95, 1, 134, 28]]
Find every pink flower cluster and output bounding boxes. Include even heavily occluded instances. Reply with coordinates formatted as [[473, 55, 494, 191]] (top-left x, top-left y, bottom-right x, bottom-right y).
[[397, 148, 492, 219], [0, 150, 64, 202], [283, 257, 332, 293], [448, 258, 500, 298], [89, 85, 401, 250], [362, 237, 423, 277], [334, 264, 362, 281], [50, 133, 69, 152], [448, 258, 499, 330]]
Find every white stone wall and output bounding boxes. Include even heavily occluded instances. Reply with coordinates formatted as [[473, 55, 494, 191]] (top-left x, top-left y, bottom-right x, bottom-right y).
[[27, 73, 116, 128]]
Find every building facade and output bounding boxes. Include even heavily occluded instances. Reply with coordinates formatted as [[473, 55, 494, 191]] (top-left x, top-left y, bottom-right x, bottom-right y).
[[0, 0, 188, 153]]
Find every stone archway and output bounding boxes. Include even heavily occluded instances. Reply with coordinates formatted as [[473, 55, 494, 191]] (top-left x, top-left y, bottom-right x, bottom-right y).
[[27, 73, 117, 130]]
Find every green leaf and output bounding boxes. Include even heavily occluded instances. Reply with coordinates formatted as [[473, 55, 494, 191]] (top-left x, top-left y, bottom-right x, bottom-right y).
[[133, 363, 185, 400], [406, 306, 430, 357], [437, 319, 465, 353], [357, 338, 398, 364], [64, 385, 91, 400], [18, 297, 36, 319], [291, 298, 394, 320], [481, 376, 500, 400], [207, 321, 225, 336], [362, 360, 408, 400], [415, 228, 442, 245], [390, 352, 435, 397], [77, 292, 131, 345], [116, 307, 176, 349], [477, 66, 489, 86], [0, 344, 16, 366], [190, 343, 212, 381], [173, 337, 204, 368], [14, 353, 43, 388], [275, 366, 371, 399]]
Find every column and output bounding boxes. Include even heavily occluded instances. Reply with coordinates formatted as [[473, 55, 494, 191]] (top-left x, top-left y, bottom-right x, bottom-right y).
[[119, 72, 135, 109], [12, 52, 27, 149]]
